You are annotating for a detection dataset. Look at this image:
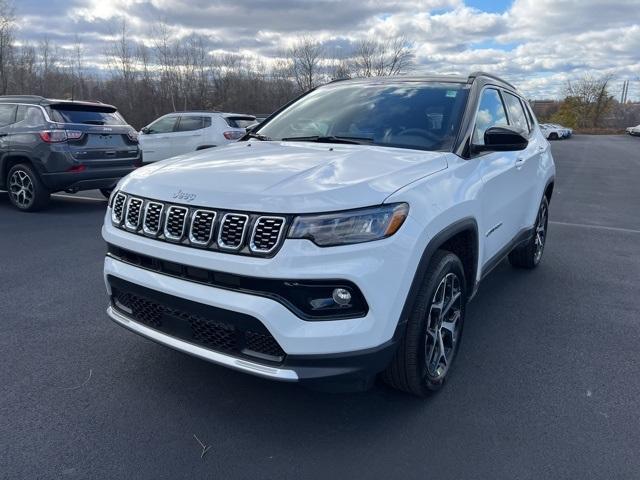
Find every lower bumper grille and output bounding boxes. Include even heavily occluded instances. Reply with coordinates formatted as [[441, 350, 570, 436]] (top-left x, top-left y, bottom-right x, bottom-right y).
[[109, 276, 285, 364]]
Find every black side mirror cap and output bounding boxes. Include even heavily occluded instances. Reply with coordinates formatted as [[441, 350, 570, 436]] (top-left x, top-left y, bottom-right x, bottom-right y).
[[473, 126, 529, 153]]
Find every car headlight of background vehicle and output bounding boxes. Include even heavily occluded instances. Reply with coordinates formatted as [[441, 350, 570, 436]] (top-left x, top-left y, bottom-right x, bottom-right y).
[[288, 203, 409, 247]]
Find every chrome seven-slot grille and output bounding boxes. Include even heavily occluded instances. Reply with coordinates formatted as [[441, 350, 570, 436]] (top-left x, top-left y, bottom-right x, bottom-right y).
[[111, 192, 287, 256]]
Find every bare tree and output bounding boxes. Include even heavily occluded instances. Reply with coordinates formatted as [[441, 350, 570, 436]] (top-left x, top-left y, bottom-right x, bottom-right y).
[[0, 0, 13, 94], [288, 36, 325, 92], [557, 75, 616, 128], [352, 36, 413, 77]]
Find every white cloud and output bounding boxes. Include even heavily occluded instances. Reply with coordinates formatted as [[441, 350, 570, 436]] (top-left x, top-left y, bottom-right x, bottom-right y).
[[12, 0, 640, 100]]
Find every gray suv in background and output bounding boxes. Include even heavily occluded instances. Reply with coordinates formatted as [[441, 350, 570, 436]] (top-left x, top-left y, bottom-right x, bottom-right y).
[[0, 95, 141, 211]]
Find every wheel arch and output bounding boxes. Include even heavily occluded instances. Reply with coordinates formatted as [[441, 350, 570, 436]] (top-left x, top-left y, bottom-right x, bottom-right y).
[[1, 154, 36, 185], [394, 217, 479, 339], [544, 178, 554, 204]]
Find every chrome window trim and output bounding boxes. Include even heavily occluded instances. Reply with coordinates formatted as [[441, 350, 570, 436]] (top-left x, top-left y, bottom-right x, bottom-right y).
[[217, 213, 249, 250], [142, 201, 164, 236], [188, 209, 217, 246], [249, 216, 287, 254], [163, 205, 189, 241]]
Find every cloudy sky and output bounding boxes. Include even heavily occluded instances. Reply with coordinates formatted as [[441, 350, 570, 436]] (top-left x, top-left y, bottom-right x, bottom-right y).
[[14, 0, 640, 100]]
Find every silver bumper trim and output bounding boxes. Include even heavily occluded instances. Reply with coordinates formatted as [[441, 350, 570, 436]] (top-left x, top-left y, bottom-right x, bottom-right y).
[[107, 306, 298, 381]]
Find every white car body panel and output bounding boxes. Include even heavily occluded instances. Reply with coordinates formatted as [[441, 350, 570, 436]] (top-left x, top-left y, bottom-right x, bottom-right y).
[[120, 141, 449, 213]]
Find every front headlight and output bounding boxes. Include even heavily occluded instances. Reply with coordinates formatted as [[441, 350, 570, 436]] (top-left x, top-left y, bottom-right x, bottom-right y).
[[288, 203, 409, 247]]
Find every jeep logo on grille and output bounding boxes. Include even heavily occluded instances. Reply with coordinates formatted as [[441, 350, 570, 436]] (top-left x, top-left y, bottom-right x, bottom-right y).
[[173, 189, 197, 202]]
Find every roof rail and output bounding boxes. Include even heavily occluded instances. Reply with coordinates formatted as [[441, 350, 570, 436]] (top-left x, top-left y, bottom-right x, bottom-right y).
[[0, 94, 47, 102], [467, 71, 517, 90]]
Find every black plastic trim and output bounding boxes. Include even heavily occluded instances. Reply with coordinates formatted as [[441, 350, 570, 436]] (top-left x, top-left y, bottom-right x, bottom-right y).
[[106, 244, 369, 321], [395, 218, 479, 339], [480, 226, 534, 279]]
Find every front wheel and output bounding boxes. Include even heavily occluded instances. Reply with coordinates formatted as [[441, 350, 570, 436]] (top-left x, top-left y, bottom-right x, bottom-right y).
[[509, 196, 549, 269], [382, 250, 466, 396], [7, 163, 50, 211]]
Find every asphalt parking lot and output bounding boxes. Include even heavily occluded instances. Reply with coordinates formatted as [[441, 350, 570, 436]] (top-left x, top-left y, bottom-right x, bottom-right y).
[[1, 134, 639, 479]]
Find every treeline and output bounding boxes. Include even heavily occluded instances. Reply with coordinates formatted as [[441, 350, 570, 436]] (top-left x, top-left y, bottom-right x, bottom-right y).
[[532, 75, 639, 131], [0, 2, 413, 129]]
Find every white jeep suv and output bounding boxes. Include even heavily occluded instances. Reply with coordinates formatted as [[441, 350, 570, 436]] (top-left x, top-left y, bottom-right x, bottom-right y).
[[139, 111, 255, 163], [103, 72, 555, 395]]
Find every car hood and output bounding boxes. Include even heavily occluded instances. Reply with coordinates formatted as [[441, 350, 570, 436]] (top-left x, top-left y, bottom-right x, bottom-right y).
[[119, 141, 449, 213]]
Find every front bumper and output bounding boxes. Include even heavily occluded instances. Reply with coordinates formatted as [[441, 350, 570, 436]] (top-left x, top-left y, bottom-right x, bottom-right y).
[[102, 210, 427, 384]]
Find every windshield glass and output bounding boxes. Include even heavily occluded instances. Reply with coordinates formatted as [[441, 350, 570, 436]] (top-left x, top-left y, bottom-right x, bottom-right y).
[[257, 82, 469, 151], [48, 105, 127, 126]]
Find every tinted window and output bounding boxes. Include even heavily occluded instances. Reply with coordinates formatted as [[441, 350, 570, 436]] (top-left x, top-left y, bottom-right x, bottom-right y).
[[0, 104, 16, 127], [14, 105, 45, 128], [225, 116, 255, 129], [472, 89, 508, 145], [146, 116, 178, 134], [49, 105, 126, 125], [258, 83, 470, 152], [503, 92, 530, 133], [176, 116, 204, 132]]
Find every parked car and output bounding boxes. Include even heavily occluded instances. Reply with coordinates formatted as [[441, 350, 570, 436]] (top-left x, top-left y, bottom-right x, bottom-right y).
[[549, 123, 572, 138], [0, 95, 141, 211], [139, 111, 256, 163], [626, 124, 640, 136], [103, 72, 555, 395], [540, 123, 567, 140]]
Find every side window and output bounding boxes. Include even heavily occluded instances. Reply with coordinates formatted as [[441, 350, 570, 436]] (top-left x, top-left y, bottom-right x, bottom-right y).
[[176, 116, 204, 132], [14, 106, 45, 128], [503, 92, 530, 133], [472, 89, 508, 145], [146, 116, 178, 134], [0, 104, 17, 128], [203, 117, 212, 128]]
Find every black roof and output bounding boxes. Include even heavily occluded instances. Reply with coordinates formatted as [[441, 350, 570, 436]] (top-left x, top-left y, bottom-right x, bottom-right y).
[[329, 71, 519, 93], [0, 95, 118, 110]]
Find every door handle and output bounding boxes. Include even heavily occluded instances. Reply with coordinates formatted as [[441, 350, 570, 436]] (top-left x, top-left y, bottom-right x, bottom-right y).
[[515, 156, 526, 169], [537, 145, 545, 152], [0, 133, 8, 137]]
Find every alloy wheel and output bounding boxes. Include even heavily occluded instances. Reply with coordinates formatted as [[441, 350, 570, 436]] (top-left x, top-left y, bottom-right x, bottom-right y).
[[534, 201, 548, 263], [8, 169, 34, 209], [424, 272, 462, 380]]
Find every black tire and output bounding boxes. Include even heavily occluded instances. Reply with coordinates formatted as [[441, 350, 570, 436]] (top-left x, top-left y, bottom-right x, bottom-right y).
[[6, 163, 50, 212], [549, 132, 558, 140], [100, 188, 113, 199], [382, 250, 467, 396], [508, 196, 549, 269]]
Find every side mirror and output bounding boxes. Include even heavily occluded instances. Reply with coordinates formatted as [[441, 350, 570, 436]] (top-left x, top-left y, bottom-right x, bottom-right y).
[[474, 126, 529, 153], [140, 127, 150, 134], [245, 123, 258, 132]]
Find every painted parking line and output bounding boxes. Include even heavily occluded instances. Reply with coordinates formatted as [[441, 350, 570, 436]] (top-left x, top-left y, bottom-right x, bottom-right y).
[[550, 220, 640, 235], [0, 189, 105, 202]]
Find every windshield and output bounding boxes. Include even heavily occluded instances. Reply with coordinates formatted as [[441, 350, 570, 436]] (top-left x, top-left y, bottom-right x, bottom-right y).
[[256, 82, 469, 152]]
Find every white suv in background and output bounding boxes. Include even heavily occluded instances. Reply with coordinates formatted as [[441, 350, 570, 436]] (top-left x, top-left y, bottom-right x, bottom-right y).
[[139, 111, 255, 163], [103, 73, 555, 395]]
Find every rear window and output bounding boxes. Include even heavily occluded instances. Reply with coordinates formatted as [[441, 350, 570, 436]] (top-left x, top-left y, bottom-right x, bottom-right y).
[[225, 116, 255, 129], [48, 104, 127, 126]]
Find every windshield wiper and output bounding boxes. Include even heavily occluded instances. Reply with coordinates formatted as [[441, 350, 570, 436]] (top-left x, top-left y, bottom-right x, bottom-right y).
[[245, 132, 271, 141], [281, 135, 373, 145]]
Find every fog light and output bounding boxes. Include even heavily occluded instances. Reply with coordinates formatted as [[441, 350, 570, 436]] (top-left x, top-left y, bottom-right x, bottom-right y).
[[332, 288, 352, 306]]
